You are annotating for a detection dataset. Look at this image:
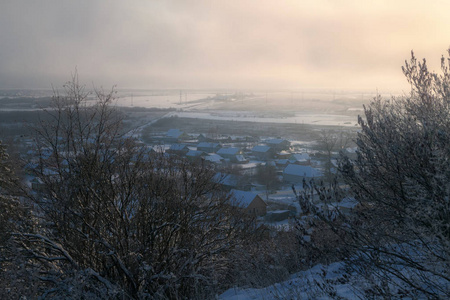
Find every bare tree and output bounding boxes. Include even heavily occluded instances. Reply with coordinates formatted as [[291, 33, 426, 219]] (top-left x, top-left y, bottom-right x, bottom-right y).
[[255, 163, 279, 200], [18, 74, 257, 299], [0, 141, 39, 299], [318, 130, 339, 184]]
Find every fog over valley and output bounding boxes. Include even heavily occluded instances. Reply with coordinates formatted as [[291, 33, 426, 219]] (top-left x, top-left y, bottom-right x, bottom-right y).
[[2, 0, 449, 91]]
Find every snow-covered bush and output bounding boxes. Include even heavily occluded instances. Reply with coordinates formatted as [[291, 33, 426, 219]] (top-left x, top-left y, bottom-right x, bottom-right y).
[[337, 50, 450, 298]]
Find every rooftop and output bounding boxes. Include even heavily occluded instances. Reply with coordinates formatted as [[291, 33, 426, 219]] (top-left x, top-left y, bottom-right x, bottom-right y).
[[230, 189, 265, 208], [283, 164, 322, 177]]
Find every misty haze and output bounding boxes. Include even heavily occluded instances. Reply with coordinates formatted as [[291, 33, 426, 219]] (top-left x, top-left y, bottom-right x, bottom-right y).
[[0, 1, 449, 299]]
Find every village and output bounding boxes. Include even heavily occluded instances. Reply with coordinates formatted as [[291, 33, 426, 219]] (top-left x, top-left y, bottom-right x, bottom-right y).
[[1, 98, 360, 231], [134, 124, 359, 225]]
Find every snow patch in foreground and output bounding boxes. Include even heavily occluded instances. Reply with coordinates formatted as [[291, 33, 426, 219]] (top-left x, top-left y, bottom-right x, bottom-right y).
[[219, 262, 356, 300]]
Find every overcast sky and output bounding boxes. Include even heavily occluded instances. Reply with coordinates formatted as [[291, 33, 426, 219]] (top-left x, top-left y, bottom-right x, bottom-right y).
[[1, 0, 449, 91]]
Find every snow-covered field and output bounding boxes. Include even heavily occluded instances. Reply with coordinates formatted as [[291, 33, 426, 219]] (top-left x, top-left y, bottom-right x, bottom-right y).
[[1, 88, 363, 127], [164, 111, 358, 127], [112, 89, 364, 127]]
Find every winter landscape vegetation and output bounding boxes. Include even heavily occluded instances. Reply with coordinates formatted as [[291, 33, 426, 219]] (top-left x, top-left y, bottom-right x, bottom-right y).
[[1, 1, 450, 299]]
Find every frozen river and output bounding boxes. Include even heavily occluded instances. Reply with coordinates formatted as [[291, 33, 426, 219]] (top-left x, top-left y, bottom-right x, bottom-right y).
[[164, 111, 358, 127]]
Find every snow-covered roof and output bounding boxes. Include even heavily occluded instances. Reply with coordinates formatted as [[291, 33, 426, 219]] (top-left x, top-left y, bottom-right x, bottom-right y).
[[331, 159, 339, 168], [217, 147, 240, 155], [204, 154, 224, 163], [283, 164, 322, 177], [270, 209, 291, 215], [140, 145, 156, 153], [186, 150, 205, 157], [169, 144, 188, 151], [252, 145, 272, 153], [337, 197, 358, 209], [238, 162, 260, 169], [230, 189, 265, 208], [42, 168, 59, 176], [278, 150, 290, 156], [30, 177, 44, 184], [235, 155, 248, 162], [276, 159, 290, 165], [344, 147, 357, 154], [213, 172, 239, 186], [197, 142, 220, 148]]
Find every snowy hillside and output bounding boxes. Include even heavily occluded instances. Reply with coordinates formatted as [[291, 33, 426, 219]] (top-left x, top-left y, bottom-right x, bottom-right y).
[[220, 262, 357, 300]]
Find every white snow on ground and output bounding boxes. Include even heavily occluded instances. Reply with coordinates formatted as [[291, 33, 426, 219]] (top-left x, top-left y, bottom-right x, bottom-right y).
[[219, 262, 358, 300], [164, 111, 358, 127], [220, 242, 449, 300], [239, 162, 261, 170]]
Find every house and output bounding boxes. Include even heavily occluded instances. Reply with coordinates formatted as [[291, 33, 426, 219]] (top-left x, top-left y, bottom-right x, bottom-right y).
[[234, 154, 249, 164], [265, 210, 292, 222], [290, 153, 311, 165], [185, 150, 207, 161], [335, 197, 359, 215], [230, 189, 267, 216], [30, 177, 45, 192], [213, 173, 251, 191], [164, 129, 190, 143], [144, 146, 157, 154], [197, 142, 221, 153], [217, 147, 241, 160], [276, 151, 291, 159], [38, 147, 53, 160], [166, 144, 190, 156], [275, 159, 290, 168], [204, 154, 224, 164], [283, 164, 323, 183], [265, 139, 291, 151], [251, 145, 276, 160], [197, 134, 211, 142]]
